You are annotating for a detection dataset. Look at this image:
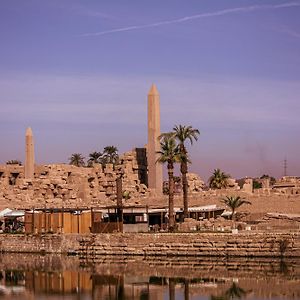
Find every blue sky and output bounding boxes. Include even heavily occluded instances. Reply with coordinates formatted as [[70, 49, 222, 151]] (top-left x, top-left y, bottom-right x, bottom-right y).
[[0, 0, 300, 180]]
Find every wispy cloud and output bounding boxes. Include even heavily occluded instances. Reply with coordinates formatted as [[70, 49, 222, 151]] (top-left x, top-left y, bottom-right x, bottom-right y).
[[1, 72, 299, 178], [80, 2, 300, 37], [1, 72, 299, 127], [279, 27, 300, 39], [73, 7, 117, 20]]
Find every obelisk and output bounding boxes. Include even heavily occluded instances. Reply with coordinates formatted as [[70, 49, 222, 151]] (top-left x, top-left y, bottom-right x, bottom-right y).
[[25, 127, 35, 179], [147, 84, 163, 193]]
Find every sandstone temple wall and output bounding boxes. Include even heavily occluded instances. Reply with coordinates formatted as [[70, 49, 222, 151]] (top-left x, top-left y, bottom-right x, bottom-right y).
[[1, 151, 300, 215], [0, 232, 300, 258], [0, 149, 148, 209]]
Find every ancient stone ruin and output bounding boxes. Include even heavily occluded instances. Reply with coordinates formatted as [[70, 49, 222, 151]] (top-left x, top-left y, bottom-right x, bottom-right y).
[[0, 148, 149, 209]]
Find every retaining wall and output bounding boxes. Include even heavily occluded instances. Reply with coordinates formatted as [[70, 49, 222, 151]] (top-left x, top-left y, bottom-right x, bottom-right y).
[[0, 232, 300, 257]]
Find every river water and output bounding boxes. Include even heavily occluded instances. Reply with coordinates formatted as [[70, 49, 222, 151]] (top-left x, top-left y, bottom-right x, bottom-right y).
[[0, 254, 299, 299]]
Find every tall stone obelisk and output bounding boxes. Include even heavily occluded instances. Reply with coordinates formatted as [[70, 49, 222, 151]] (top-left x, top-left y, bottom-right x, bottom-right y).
[[25, 127, 35, 179], [147, 84, 163, 193]]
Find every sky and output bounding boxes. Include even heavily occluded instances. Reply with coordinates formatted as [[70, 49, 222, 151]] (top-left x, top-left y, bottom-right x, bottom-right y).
[[0, 0, 300, 181]]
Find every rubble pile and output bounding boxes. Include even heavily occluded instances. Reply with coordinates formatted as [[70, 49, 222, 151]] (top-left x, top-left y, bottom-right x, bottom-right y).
[[0, 149, 148, 209], [187, 173, 205, 193]]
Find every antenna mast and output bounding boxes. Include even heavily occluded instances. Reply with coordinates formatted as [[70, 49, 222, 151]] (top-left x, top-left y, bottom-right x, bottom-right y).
[[283, 158, 287, 177]]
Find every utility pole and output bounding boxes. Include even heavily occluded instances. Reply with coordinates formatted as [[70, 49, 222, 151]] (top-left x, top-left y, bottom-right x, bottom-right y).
[[116, 167, 124, 232], [283, 158, 287, 177]]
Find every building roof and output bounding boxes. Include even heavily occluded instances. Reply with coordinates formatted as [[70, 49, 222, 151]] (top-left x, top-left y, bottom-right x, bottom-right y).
[[93, 204, 224, 214], [0, 208, 12, 218], [4, 210, 25, 217]]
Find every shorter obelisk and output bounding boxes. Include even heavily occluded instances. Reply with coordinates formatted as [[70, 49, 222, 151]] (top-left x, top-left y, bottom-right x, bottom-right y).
[[147, 84, 163, 193], [25, 127, 35, 179]]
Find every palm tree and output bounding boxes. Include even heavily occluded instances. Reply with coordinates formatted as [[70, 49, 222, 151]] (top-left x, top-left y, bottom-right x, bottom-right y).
[[209, 168, 230, 189], [157, 135, 181, 232], [102, 146, 119, 165], [172, 125, 200, 219], [87, 151, 102, 167], [6, 160, 22, 165], [220, 196, 251, 220], [69, 153, 85, 167]]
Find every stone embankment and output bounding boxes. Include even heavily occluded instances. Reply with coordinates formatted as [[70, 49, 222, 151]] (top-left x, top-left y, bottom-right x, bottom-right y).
[[0, 232, 300, 258]]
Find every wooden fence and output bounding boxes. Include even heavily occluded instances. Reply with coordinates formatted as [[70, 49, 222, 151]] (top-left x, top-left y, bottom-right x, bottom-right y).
[[25, 211, 91, 234]]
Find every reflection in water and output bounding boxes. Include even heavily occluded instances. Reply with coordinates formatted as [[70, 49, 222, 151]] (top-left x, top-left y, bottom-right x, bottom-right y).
[[211, 283, 248, 300], [279, 259, 289, 275], [0, 254, 300, 299]]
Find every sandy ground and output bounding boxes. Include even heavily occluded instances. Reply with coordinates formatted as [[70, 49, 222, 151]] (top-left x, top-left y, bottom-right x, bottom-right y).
[[134, 193, 300, 215]]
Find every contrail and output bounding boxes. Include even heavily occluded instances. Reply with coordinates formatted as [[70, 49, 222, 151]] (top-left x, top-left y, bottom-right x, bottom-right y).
[[280, 28, 300, 38], [80, 2, 300, 37]]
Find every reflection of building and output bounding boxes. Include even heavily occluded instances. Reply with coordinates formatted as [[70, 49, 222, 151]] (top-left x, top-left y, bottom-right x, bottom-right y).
[[0, 270, 26, 296], [0, 270, 163, 300], [2, 257, 300, 300], [25, 270, 92, 295], [92, 274, 163, 300]]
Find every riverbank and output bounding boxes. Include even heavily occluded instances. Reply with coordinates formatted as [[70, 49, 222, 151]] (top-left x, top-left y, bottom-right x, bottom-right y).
[[0, 231, 300, 257]]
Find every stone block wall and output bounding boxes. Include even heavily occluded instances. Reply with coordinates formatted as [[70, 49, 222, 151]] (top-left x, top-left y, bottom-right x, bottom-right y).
[[0, 232, 300, 258], [0, 149, 149, 209], [0, 234, 78, 254]]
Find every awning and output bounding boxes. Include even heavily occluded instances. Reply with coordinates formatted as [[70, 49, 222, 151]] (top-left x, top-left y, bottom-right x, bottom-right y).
[[0, 208, 12, 218], [4, 210, 25, 218]]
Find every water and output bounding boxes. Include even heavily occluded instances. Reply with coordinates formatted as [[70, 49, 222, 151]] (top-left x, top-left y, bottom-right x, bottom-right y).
[[0, 254, 300, 299]]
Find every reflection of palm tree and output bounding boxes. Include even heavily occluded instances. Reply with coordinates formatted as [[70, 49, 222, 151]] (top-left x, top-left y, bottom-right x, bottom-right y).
[[210, 282, 247, 300], [140, 289, 150, 300], [279, 259, 288, 274], [211, 296, 227, 300], [225, 283, 247, 299], [169, 278, 175, 300], [184, 279, 189, 300]]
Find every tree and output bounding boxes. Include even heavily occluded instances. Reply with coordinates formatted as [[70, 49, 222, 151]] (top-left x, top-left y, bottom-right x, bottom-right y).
[[87, 151, 102, 167], [6, 160, 22, 166], [253, 180, 262, 189], [220, 196, 251, 220], [260, 174, 276, 186], [102, 146, 119, 165], [209, 169, 230, 189], [170, 125, 200, 219], [159, 126, 200, 218], [69, 153, 85, 167], [122, 190, 131, 200], [157, 135, 181, 232]]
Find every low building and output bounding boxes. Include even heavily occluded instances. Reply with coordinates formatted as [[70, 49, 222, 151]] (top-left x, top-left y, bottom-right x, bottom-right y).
[[91, 205, 224, 233]]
